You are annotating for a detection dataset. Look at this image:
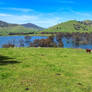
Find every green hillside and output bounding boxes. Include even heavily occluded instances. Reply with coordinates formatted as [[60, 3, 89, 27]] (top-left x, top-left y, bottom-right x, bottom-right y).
[[43, 20, 92, 33], [0, 26, 40, 35], [0, 20, 43, 35]]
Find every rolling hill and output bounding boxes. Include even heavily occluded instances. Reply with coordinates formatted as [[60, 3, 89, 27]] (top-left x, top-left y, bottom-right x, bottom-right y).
[[1, 20, 92, 35], [43, 20, 92, 33], [0, 20, 44, 35]]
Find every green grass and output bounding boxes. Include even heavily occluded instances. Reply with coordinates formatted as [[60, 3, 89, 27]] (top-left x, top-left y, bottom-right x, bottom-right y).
[[0, 26, 40, 35], [43, 20, 92, 33], [0, 48, 92, 92]]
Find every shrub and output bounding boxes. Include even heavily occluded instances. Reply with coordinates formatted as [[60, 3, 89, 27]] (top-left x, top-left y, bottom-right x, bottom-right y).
[[30, 35, 58, 47], [2, 43, 15, 48]]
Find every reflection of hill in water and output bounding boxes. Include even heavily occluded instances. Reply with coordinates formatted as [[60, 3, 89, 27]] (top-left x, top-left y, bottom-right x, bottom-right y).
[[1, 33, 92, 49]]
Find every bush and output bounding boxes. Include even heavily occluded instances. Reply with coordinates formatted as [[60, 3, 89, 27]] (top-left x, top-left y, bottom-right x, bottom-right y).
[[2, 43, 15, 48], [30, 35, 58, 47]]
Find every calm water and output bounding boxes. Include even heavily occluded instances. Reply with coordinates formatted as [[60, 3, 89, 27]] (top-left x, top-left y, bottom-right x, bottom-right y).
[[0, 36, 92, 49], [0, 36, 47, 48]]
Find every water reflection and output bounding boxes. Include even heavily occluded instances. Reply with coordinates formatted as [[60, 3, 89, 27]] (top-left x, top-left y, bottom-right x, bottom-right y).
[[0, 35, 92, 49]]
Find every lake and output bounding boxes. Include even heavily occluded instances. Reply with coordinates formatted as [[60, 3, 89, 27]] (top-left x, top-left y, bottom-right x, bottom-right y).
[[0, 36, 92, 49]]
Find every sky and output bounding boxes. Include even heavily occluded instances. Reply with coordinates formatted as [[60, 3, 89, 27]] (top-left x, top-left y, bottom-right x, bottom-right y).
[[0, 0, 92, 28]]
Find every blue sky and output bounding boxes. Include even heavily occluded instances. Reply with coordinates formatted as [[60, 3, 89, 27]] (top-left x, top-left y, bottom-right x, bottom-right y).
[[0, 0, 92, 28]]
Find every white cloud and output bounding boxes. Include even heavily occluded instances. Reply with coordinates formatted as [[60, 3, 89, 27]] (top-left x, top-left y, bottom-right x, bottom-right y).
[[0, 10, 92, 28], [0, 8, 33, 13], [0, 13, 61, 28], [0, 13, 11, 17]]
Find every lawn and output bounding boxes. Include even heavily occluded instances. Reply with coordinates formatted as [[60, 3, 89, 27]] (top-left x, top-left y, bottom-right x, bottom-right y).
[[0, 48, 92, 92]]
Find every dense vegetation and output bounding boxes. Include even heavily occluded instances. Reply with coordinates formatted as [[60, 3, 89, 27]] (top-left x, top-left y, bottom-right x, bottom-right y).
[[0, 48, 92, 92]]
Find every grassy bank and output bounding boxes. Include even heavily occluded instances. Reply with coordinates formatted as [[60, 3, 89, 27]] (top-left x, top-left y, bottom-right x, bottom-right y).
[[0, 33, 53, 36], [0, 48, 92, 92]]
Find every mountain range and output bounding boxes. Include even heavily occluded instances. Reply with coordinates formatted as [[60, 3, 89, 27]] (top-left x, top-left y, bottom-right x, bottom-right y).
[[0, 20, 44, 35], [21, 23, 44, 30], [1, 20, 92, 35], [0, 20, 44, 30]]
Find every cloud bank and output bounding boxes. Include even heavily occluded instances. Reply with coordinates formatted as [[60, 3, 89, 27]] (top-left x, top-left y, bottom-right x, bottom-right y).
[[0, 7, 92, 28]]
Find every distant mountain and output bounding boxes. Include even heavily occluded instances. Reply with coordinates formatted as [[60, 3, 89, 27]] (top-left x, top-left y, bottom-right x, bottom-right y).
[[0, 21, 18, 27], [21, 23, 44, 30], [43, 20, 92, 33], [0, 20, 44, 30], [0, 20, 44, 35]]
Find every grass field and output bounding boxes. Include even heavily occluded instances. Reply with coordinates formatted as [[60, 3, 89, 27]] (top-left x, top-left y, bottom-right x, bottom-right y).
[[0, 48, 92, 92]]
